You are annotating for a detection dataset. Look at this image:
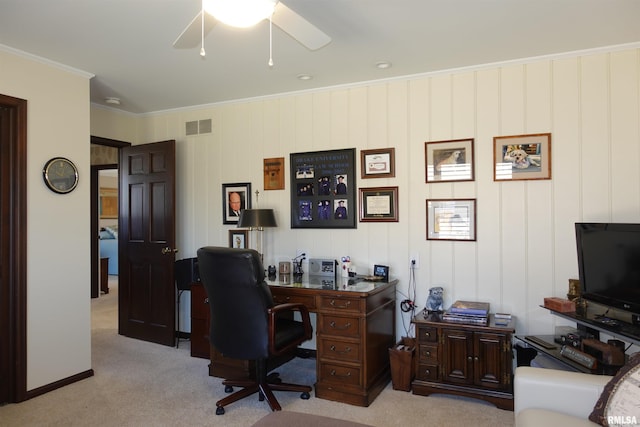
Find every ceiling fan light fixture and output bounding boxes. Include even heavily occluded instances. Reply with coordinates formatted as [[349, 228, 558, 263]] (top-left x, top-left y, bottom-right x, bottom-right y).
[[203, 0, 277, 28]]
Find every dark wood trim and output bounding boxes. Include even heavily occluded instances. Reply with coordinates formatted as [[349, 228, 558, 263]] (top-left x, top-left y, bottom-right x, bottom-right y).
[[0, 93, 28, 403], [90, 136, 129, 299], [24, 369, 94, 400]]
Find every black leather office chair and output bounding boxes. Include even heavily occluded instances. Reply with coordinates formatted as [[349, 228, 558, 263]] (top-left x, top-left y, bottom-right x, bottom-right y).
[[197, 246, 313, 415]]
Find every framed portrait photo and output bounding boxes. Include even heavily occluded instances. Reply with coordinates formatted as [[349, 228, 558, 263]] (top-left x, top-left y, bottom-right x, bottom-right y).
[[493, 133, 551, 181], [360, 148, 395, 179], [222, 182, 251, 225], [229, 229, 249, 249], [426, 199, 476, 241], [359, 186, 398, 222], [425, 138, 474, 183]]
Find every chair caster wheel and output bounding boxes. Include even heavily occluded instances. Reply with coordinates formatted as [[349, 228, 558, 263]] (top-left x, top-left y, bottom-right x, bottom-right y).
[[300, 392, 310, 400], [216, 407, 225, 415], [224, 385, 233, 393]]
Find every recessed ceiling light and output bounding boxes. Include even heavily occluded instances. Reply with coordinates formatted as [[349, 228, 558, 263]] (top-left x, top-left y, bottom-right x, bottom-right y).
[[297, 74, 313, 81], [375, 61, 392, 69], [105, 97, 121, 105]]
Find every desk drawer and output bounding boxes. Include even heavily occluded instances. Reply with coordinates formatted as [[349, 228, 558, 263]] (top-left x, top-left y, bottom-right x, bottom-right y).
[[418, 344, 438, 364], [417, 326, 438, 343], [318, 362, 362, 387], [416, 363, 439, 381], [319, 338, 361, 363], [271, 291, 316, 310], [318, 296, 361, 314], [318, 314, 360, 338]]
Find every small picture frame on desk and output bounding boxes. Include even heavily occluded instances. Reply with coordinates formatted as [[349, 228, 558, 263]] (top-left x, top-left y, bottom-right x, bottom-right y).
[[229, 229, 248, 249]]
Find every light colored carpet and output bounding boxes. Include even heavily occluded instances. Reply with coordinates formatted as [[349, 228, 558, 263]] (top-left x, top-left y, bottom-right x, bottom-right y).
[[0, 277, 515, 427]]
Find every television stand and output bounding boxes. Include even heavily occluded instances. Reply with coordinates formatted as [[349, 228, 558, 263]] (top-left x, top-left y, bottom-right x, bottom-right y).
[[541, 305, 640, 347]]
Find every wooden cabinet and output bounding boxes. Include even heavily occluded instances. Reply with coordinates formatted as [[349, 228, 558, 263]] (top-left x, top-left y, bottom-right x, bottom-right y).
[[412, 314, 515, 410], [190, 282, 210, 359]]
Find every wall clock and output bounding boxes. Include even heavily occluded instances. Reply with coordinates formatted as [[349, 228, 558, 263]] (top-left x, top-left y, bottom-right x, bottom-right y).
[[42, 157, 79, 194]]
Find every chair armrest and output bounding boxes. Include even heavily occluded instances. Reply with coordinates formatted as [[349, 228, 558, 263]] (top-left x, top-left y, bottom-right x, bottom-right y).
[[267, 303, 313, 356], [514, 366, 611, 419]]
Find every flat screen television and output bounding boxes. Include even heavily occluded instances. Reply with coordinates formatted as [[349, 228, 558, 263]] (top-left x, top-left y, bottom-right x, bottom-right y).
[[575, 222, 640, 316]]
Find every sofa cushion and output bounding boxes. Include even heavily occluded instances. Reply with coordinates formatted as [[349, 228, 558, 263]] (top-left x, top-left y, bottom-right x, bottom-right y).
[[589, 352, 640, 426]]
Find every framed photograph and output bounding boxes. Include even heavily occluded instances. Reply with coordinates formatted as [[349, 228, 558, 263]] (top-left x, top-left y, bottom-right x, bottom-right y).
[[426, 199, 476, 241], [228, 229, 249, 249], [360, 148, 395, 179], [290, 148, 356, 229], [425, 138, 474, 183], [263, 157, 285, 190], [222, 182, 251, 225], [359, 186, 398, 222], [493, 133, 551, 181], [99, 187, 118, 219]]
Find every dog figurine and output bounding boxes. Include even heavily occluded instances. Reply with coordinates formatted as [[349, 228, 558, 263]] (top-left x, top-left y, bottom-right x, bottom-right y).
[[503, 147, 540, 169], [425, 286, 444, 313]]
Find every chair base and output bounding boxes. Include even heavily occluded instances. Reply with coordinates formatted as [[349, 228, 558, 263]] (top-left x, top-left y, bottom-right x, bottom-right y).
[[215, 371, 311, 414]]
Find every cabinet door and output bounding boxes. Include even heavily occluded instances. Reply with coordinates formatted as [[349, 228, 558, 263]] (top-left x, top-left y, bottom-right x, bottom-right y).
[[474, 332, 510, 391], [442, 328, 474, 385]]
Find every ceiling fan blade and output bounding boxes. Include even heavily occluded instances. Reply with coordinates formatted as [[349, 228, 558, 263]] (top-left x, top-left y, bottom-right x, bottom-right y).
[[271, 2, 331, 51], [173, 11, 217, 49]]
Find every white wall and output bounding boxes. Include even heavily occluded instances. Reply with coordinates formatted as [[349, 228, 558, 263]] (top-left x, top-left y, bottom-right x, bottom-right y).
[[93, 45, 640, 347], [0, 47, 92, 390]]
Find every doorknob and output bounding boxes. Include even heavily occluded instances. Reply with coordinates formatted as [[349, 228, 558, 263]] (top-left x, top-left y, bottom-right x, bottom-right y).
[[161, 247, 178, 255]]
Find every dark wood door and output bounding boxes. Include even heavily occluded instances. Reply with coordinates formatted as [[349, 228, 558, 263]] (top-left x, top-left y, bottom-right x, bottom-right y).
[[119, 140, 177, 346], [442, 328, 474, 385], [474, 332, 509, 390]]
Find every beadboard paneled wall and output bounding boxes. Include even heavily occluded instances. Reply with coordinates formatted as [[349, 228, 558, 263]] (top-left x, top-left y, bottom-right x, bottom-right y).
[[119, 45, 640, 340]]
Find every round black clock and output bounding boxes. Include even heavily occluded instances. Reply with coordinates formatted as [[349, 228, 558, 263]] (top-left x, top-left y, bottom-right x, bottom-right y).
[[43, 157, 79, 194]]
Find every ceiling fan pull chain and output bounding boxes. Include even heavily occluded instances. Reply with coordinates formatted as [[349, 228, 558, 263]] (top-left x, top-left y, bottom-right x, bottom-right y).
[[268, 14, 274, 67], [200, 2, 206, 57]]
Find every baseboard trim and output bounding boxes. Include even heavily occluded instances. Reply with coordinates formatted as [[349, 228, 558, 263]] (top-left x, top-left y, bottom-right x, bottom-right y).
[[25, 369, 94, 401]]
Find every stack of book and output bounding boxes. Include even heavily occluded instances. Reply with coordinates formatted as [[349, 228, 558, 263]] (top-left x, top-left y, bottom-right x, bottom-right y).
[[442, 300, 490, 325]]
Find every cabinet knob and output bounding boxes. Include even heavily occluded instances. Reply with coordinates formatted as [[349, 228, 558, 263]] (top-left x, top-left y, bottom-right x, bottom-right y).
[[425, 351, 431, 357], [424, 332, 431, 337], [425, 369, 430, 375], [467, 356, 473, 361]]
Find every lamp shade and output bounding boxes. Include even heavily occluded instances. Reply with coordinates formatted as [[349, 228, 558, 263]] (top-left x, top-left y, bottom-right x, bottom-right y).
[[238, 209, 277, 229]]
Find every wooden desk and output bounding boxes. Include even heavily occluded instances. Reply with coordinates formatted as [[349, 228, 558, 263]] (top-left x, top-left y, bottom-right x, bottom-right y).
[[207, 277, 397, 407]]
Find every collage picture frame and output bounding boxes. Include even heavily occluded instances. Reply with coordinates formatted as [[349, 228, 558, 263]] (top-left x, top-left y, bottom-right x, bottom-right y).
[[290, 148, 356, 229]]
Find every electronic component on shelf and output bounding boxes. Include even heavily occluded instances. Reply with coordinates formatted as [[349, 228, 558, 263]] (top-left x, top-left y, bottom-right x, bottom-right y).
[[524, 335, 557, 350], [560, 345, 598, 369]]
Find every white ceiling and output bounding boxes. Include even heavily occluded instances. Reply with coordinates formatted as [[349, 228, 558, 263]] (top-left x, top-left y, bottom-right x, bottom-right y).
[[2, 0, 640, 115]]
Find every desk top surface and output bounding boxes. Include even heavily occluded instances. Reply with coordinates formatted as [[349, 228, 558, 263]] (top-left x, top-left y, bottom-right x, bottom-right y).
[[268, 276, 397, 295]]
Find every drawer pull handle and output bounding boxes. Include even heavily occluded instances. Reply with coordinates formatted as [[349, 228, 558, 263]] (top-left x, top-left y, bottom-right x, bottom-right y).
[[329, 321, 351, 330], [329, 300, 351, 309], [330, 345, 352, 354], [330, 370, 352, 379]]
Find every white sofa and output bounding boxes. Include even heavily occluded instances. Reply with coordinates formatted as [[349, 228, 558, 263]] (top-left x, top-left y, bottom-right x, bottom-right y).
[[514, 366, 611, 427]]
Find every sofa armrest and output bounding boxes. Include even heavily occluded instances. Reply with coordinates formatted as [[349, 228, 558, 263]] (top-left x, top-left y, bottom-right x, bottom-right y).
[[514, 366, 611, 419]]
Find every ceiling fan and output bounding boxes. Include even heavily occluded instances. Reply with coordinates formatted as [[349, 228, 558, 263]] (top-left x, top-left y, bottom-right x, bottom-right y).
[[173, 0, 332, 53]]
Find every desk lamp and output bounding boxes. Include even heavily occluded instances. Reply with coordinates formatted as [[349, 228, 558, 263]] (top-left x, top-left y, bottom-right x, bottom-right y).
[[237, 208, 277, 263]]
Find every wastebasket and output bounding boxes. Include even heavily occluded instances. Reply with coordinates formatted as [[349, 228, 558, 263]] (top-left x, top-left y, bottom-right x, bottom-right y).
[[389, 337, 415, 391]]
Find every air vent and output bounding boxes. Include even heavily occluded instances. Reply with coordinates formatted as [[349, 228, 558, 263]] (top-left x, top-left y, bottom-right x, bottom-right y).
[[185, 119, 212, 136], [199, 119, 212, 134], [185, 121, 198, 136]]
